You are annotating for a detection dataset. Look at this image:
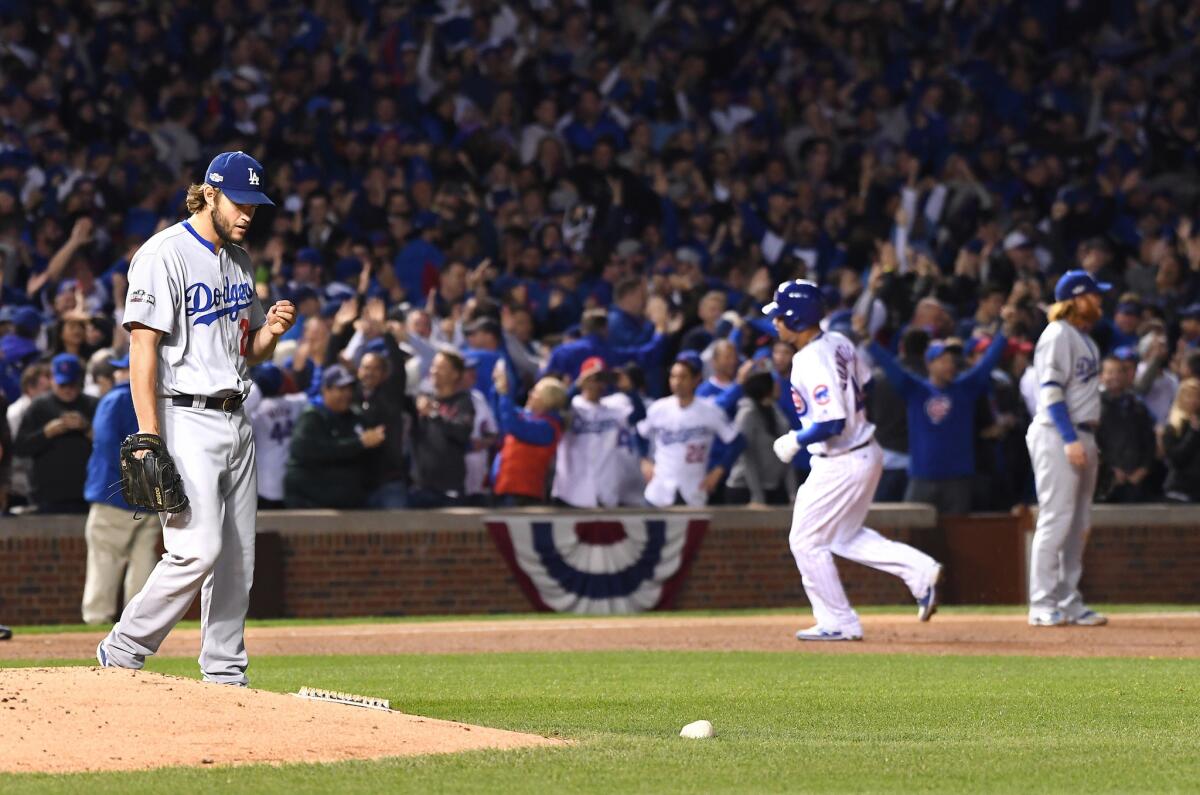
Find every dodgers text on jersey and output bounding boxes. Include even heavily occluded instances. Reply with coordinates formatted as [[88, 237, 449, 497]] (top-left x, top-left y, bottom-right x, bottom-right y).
[[186, 277, 256, 326]]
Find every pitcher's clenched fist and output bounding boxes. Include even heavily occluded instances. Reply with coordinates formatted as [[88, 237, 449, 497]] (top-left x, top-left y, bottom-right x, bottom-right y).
[[265, 300, 296, 336]]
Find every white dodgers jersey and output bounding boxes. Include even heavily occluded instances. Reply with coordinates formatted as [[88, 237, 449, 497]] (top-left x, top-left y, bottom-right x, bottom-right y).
[[243, 386, 308, 501], [1032, 319, 1101, 427], [552, 392, 636, 507], [637, 394, 739, 507], [122, 221, 266, 398], [789, 331, 875, 455]]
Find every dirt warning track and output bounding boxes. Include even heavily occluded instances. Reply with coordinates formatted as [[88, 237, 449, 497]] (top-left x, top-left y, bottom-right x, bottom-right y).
[[3, 613, 1200, 662]]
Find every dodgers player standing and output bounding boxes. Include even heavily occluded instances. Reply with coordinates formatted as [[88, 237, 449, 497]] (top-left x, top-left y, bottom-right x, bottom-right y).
[[552, 356, 638, 507], [1026, 270, 1109, 627], [637, 353, 744, 507], [98, 152, 295, 685], [767, 281, 942, 641]]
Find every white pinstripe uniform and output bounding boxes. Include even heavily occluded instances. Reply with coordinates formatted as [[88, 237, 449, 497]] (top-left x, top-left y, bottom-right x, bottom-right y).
[[787, 332, 940, 636]]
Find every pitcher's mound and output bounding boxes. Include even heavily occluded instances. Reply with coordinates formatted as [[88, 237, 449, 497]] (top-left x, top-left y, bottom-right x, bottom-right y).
[[0, 667, 563, 774]]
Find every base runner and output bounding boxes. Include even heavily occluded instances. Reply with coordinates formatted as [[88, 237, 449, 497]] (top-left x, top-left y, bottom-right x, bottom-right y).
[[766, 280, 943, 641]]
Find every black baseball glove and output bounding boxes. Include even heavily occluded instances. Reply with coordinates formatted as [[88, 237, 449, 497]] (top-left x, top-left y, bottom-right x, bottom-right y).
[[120, 433, 189, 513]]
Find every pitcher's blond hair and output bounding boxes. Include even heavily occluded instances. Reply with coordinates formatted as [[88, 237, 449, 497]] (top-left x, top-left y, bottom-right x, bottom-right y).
[[1047, 299, 1075, 323]]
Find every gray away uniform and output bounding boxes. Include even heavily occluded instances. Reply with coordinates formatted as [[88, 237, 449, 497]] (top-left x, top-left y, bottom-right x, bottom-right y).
[[103, 221, 266, 685], [1026, 319, 1101, 619]]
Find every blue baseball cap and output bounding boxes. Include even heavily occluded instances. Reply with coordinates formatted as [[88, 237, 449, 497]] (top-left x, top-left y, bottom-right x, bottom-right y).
[[1116, 301, 1141, 316], [1112, 345, 1139, 362], [203, 151, 275, 206], [296, 247, 322, 265], [924, 340, 963, 363], [12, 306, 41, 333], [1053, 269, 1111, 302], [109, 353, 130, 369], [674, 350, 703, 374], [51, 352, 84, 384], [334, 256, 363, 283], [252, 362, 284, 397], [321, 363, 356, 389]]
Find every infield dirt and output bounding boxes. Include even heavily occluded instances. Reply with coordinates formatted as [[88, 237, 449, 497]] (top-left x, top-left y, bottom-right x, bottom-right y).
[[0, 667, 563, 774], [3, 613, 1199, 662]]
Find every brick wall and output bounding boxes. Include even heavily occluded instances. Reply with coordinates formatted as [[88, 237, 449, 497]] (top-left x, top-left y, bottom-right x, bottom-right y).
[[1081, 525, 1200, 603], [2, 506, 1197, 626], [0, 534, 87, 625], [278, 530, 528, 617]]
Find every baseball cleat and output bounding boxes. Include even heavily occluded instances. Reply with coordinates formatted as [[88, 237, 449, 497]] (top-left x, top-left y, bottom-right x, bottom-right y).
[[96, 640, 110, 667], [1028, 610, 1067, 627], [0, 625, 11, 641], [796, 625, 863, 642], [1068, 609, 1108, 626], [917, 564, 943, 622]]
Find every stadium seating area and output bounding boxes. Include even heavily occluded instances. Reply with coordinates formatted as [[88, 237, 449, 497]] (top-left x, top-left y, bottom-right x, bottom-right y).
[[1, 0, 1199, 513]]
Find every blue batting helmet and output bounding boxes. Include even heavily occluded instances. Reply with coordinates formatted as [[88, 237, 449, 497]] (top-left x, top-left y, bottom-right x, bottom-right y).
[[762, 280, 824, 331]]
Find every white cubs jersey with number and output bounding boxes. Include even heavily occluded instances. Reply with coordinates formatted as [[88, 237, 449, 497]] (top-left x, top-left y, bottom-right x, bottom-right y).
[[789, 331, 875, 456], [552, 392, 636, 507], [242, 386, 308, 501], [637, 395, 739, 507], [122, 221, 266, 397]]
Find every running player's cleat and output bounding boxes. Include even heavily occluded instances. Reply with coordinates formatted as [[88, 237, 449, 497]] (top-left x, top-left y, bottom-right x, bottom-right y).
[[796, 626, 863, 642], [917, 564, 943, 622]]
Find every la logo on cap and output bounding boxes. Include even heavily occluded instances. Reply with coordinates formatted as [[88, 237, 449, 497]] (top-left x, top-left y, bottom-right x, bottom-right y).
[[248, 169, 260, 186]]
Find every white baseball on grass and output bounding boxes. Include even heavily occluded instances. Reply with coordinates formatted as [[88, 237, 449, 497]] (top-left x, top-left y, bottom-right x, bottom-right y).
[[679, 719, 715, 739]]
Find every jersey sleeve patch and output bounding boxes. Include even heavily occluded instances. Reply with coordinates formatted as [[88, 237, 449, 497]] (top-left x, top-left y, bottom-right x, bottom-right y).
[[123, 254, 178, 334], [791, 386, 808, 417]]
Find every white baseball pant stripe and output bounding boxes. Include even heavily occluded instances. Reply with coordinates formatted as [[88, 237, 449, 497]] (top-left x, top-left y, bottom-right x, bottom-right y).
[[1026, 423, 1097, 618], [104, 401, 258, 685], [789, 441, 938, 633]]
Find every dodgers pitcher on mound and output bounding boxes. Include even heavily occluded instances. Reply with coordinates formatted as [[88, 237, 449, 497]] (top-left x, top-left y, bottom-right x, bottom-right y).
[[766, 280, 942, 641], [1026, 270, 1109, 628], [98, 152, 295, 685]]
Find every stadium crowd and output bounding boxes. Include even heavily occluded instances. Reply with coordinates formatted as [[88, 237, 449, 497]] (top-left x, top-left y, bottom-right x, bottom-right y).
[[1, 0, 1199, 523]]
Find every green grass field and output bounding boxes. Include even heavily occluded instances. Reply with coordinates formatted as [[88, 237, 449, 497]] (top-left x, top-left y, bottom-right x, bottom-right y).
[[4, 641, 1200, 793]]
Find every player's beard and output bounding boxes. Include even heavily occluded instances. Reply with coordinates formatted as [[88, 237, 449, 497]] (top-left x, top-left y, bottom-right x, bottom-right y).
[[1075, 298, 1103, 325], [211, 207, 245, 244]]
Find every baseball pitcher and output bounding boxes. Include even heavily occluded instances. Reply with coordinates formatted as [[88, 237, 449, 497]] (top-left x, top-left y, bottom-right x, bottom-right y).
[[98, 152, 295, 685]]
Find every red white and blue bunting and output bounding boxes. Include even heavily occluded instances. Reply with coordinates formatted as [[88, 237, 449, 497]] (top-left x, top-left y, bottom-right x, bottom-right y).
[[486, 514, 710, 614]]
